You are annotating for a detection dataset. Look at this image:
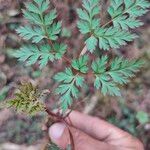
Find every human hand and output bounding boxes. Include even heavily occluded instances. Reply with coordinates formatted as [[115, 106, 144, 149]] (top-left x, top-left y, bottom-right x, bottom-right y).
[[49, 111, 144, 150]]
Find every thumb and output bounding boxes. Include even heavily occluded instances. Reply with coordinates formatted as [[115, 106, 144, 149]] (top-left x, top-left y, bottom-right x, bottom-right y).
[[49, 123, 110, 150]]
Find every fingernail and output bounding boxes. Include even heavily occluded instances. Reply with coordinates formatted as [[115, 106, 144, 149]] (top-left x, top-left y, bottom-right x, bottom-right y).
[[49, 123, 66, 140]]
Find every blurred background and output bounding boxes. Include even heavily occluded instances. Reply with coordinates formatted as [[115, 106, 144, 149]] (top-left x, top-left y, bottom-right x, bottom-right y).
[[0, 0, 150, 149]]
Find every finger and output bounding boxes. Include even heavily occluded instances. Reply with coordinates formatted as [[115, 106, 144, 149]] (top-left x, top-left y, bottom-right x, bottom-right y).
[[67, 111, 144, 149], [66, 111, 131, 141], [49, 122, 113, 150]]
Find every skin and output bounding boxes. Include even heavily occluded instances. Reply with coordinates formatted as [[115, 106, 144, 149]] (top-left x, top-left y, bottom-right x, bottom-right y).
[[49, 111, 144, 150]]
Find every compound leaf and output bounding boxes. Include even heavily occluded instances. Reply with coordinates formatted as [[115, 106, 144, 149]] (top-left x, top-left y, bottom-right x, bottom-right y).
[[23, 10, 43, 25], [95, 27, 136, 50], [113, 16, 143, 30], [34, 0, 50, 13], [77, 21, 90, 34], [53, 43, 67, 59], [95, 75, 121, 96], [91, 56, 108, 74], [85, 36, 98, 52], [77, 0, 100, 33], [14, 44, 66, 68], [108, 0, 150, 29], [25, 2, 40, 14], [92, 56, 144, 96], [54, 68, 85, 111], [44, 9, 57, 26], [16, 26, 45, 43], [109, 57, 144, 84], [47, 22, 62, 40], [71, 55, 89, 73]]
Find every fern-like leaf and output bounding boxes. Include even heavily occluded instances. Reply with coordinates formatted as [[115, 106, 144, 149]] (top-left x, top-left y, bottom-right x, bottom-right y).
[[92, 56, 144, 96], [13, 0, 147, 113], [85, 36, 98, 52], [94, 75, 121, 96], [17, 0, 61, 43], [77, 0, 100, 32], [47, 22, 62, 40], [16, 26, 45, 43], [14, 44, 67, 68], [54, 68, 85, 111], [94, 27, 136, 50], [71, 55, 89, 73], [108, 0, 150, 29], [77, 0, 100, 52], [109, 57, 144, 84], [44, 9, 57, 26]]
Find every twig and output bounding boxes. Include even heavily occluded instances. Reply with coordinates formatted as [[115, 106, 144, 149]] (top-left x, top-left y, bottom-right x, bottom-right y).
[[79, 45, 87, 56], [83, 94, 99, 115]]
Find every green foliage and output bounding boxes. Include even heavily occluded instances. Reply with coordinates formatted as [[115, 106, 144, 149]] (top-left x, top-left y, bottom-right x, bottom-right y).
[[77, 0, 150, 52], [136, 111, 149, 124], [77, 0, 100, 52], [14, 43, 67, 68], [47, 22, 62, 40], [92, 56, 144, 96], [13, 0, 148, 111], [44, 9, 57, 26], [6, 83, 45, 115], [94, 27, 136, 50], [24, 1, 57, 26], [54, 68, 85, 111], [77, 0, 100, 34], [71, 55, 89, 73], [29, 0, 50, 13], [16, 26, 45, 43], [108, 0, 150, 30], [109, 16, 143, 30], [15, 0, 66, 68], [85, 36, 98, 52], [20, 0, 61, 41]]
